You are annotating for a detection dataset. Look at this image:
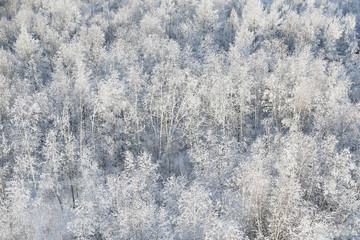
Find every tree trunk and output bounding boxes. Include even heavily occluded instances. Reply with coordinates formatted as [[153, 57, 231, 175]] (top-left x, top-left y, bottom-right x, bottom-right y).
[[0, 175, 5, 202], [113, 120, 117, 167]]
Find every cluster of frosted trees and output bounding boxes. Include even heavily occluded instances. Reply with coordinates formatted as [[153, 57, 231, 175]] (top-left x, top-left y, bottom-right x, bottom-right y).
[[0, 0, 359, 239]]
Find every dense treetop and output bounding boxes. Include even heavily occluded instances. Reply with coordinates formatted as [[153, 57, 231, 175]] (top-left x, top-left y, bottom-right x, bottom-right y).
[[0, 0, 359, 239]]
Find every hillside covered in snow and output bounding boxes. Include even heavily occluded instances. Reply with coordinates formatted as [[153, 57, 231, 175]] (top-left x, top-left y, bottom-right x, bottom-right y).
[[0, 0, 359, 239]]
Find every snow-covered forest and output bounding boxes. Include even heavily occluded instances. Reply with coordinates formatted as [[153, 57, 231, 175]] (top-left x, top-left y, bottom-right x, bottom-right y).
[[0, 0, 359, 239]]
